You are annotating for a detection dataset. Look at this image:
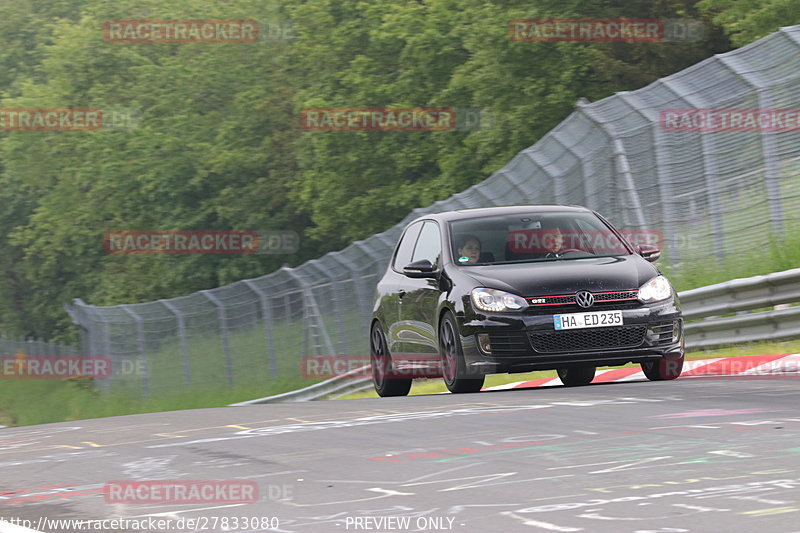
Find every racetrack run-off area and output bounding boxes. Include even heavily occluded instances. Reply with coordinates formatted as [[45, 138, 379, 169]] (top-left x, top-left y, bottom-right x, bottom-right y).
[[1, 373, 800, 532], [485, 353, 800, 391]]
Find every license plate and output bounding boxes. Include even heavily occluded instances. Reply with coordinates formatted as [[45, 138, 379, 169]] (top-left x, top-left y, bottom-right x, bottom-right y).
[[554, 310, 623, 330]]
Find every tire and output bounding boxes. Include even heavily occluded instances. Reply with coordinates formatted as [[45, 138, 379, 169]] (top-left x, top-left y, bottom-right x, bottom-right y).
[[370, 322, 412, 397], [641, 356, 684, 381], [439, 313, 485, 393], [557, 366, 596, 386]]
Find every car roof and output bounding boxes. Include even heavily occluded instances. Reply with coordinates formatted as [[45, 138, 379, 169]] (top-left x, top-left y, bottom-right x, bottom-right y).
[[407, 204, 593, 224]]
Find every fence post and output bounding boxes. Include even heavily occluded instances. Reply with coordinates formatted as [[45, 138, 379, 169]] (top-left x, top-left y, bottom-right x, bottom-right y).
[[647, 82, 726, 264], [353, 241, 390, 278], [200, 290, 234, 387], [521, 149, 562, 204], [716, 54, 785, 237], [242, 280, 278, 379], [159, 299, 192, 386], [281, 267, 335, 356], [551, 130, 598, 211], [121, 305, 150, 397], [308, 261, 347, 353], [576, 103, 649, 230], [329, 253, 373, 337]]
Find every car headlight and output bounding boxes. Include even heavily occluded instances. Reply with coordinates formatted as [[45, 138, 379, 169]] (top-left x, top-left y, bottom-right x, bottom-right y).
[[637, 275, 672, 303], [471, 288, 529, 312]]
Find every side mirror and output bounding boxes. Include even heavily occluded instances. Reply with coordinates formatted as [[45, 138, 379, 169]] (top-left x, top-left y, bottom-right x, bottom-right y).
[[637, 245, 661, 263], [403, 259, 436, 278]]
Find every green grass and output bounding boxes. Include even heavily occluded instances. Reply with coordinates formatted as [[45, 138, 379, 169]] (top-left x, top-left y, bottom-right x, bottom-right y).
[[658, 167, 800, 292], [335, 338, 800, 400], [0, 375, 323, 427], [0, 303, 373, 427], [662, 227, 800, 292]]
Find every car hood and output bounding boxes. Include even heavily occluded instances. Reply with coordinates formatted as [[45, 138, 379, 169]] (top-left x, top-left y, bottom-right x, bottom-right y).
[[460, 255, 658, 296]]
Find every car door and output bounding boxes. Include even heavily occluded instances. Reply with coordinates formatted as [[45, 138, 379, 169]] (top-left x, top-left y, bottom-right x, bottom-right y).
[[395, 220, 442, 362], [378, 221, 423, 355]]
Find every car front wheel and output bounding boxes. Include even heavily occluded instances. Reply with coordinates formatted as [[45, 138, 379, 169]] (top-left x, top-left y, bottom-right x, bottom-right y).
[[557, 366, 596, 386], [439, 313, 484, 393], [641, 356, 684, 381]]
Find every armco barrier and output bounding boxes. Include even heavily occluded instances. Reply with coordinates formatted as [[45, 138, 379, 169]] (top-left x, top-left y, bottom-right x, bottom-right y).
[[681, 268, 800, 349], [228, 365, 371, 405]]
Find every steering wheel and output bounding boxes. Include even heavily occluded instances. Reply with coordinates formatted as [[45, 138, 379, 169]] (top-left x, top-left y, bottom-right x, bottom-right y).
[[545, 248, 583, 259]]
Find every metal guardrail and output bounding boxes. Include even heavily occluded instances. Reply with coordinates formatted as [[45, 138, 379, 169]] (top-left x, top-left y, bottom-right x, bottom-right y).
[[228, 366, 372, 405], [681, 268, 800, 349]]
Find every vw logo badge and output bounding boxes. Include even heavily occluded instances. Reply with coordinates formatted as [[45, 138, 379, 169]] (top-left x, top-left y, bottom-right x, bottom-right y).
[[575, 291, 594, 308]]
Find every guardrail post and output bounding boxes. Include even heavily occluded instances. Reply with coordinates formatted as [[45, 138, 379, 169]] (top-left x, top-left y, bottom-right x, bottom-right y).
[[200, 290, 235, 387], [159, 299, 192, 386]]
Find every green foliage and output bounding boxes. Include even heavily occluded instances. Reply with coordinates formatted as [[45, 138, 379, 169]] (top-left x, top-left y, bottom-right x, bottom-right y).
[[697, 0, 800, 46], [0, 0, 738, 343]]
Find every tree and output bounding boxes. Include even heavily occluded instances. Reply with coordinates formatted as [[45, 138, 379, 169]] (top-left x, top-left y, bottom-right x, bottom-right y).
[[698, 0, 800, 46]]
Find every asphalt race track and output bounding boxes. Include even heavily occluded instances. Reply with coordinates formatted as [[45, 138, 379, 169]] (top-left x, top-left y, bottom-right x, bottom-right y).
[[2, 377, 800, 533]]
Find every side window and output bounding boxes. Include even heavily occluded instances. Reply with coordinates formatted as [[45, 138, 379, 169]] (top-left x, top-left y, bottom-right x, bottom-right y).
[[411, 221, 442, 267], [392, 222, 423, 270]]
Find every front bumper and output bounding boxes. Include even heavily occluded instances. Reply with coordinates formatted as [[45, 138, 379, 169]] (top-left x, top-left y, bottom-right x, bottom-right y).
[[458, 300, 683, 375]]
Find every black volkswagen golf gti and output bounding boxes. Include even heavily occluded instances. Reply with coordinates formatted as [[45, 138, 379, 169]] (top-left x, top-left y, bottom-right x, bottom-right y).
[[370, 205, 684, 396]]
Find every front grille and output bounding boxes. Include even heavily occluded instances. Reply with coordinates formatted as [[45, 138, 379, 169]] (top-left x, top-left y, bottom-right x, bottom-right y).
[[595, 290, 638, 301], [531, 295, 574, 305], [486, 331, 530, 356], [527, 301, 642, 314], [529, 325, 646, 354], [526, 290, 638, 308]]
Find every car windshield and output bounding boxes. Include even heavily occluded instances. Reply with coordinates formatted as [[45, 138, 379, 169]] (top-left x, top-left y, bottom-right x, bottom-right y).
[[449, 211, 632, 265]]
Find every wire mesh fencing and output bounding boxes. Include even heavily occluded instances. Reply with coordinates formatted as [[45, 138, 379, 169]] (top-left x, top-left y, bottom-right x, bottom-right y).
[[66, 25, 800, 398], [0, 333, 79, 357]]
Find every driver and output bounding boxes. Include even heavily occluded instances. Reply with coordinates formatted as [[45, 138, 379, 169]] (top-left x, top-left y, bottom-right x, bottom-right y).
[[543, 227, 566, 254], [457, 235, 481, 264], [542, 226, 585, 257]]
